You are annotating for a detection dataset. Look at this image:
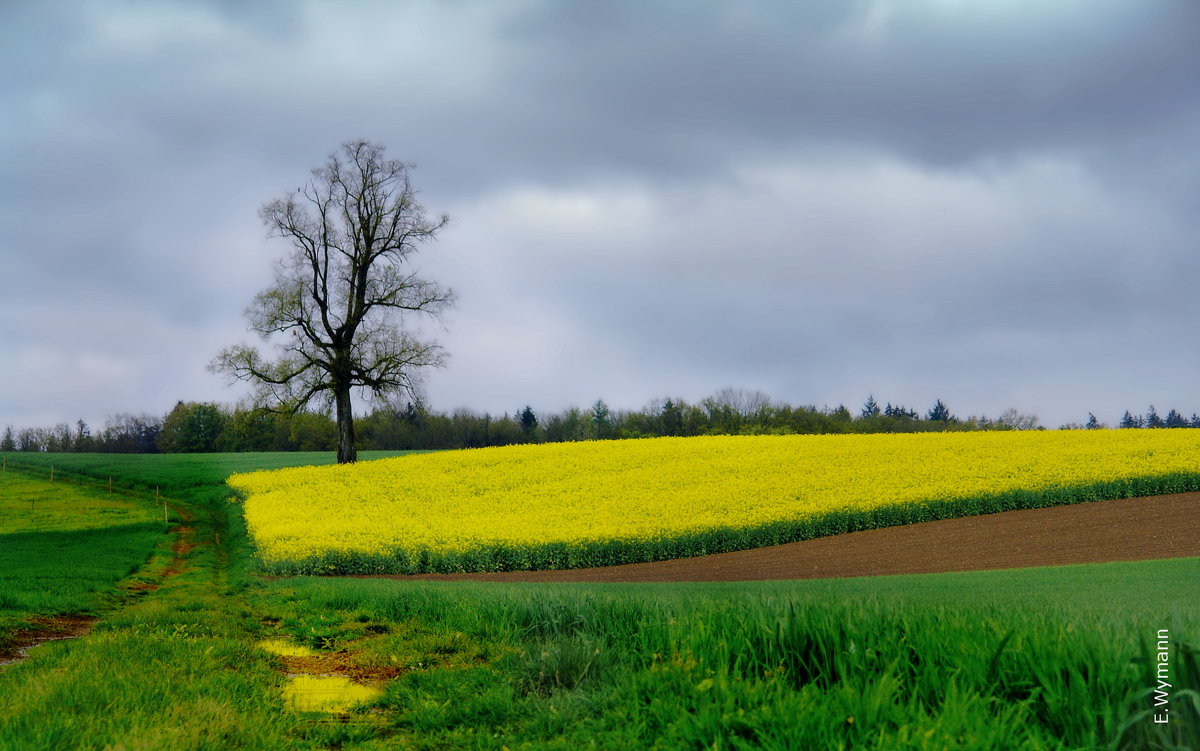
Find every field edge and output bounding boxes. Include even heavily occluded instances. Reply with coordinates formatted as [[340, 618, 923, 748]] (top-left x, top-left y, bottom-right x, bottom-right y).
[[253, 471, 1200, 575]]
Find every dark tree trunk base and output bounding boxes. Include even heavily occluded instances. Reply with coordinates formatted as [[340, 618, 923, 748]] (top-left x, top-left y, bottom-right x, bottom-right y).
[[335, 385, 357, 464]]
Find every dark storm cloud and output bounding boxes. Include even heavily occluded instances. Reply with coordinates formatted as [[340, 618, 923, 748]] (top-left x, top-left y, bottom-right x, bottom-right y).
[[1, 0, 1197, 429], [483, 1, 1200, 182], [8, 2, 1195, 195]]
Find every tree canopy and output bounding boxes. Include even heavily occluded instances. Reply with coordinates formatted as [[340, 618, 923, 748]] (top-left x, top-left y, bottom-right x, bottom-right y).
[[212, 140, 453, 463]]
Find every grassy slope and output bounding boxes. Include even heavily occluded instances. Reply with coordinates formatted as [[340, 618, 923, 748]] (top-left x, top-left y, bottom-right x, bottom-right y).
[[0, 519, 298, 751], [0, 451, 415, 506], [0, 471, 159, 534], [264, 559, 1199, 750], [0, 452, 417, 751], [0, 472, 166, 652], [0, 452, 1196, 750]]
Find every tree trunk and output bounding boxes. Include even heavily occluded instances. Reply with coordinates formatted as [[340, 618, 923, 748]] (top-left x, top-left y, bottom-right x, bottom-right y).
[[335, 384, 357, 464]]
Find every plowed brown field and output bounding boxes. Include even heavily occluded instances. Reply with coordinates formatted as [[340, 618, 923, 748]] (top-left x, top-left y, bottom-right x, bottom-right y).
[[380, 492, 1200, 583]]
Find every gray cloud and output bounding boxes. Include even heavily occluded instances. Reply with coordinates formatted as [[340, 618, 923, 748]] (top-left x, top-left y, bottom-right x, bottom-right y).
[[1, 0, 1197, 430]]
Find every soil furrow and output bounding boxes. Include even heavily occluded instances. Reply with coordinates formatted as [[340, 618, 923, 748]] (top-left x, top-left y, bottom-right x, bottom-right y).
[[387, 492, 1200, 583]]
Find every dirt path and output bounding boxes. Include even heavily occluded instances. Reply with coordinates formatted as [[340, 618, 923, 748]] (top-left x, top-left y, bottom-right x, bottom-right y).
[[391, 492, 1200, 583], [0, 615, 96, 667], [0, 504, 198, 666]]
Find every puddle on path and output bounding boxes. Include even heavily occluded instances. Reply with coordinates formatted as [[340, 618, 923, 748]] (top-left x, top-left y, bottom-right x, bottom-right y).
[[258, 639, 386, 714], [0, 635, 83, 668], [284, 673, 384, 713], [0, 615, 95, 670]]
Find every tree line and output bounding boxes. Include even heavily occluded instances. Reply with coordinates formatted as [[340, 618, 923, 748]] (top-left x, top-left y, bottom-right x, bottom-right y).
[[1113, 406, 1200, 430], [4, 391, 1197, 455]]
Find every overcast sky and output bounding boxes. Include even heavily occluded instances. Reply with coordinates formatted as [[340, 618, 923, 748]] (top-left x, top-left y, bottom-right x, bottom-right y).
[[3, 0, 1198, 431]]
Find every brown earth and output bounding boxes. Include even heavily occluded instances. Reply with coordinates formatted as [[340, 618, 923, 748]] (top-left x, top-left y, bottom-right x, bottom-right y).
[[277, 651, 406, 683], [159, 524, 196, 579], [388, 492, 1200, 583], [0, 615, 96, 664]]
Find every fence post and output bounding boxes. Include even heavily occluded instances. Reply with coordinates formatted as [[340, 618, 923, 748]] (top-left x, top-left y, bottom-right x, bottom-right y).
[[50, 466, 54, 482], [108, 477, 112, 494]]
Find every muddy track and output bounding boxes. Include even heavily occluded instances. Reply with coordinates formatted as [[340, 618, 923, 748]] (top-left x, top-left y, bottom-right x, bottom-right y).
[[159, 524, 196, 579], [0, 615, 96, 667], [0, 503, 199, 666], [389, 492, 1200, 583]]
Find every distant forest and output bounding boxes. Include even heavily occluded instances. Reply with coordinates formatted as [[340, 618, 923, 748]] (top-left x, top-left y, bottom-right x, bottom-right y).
[[2, 388, 1197, 454]]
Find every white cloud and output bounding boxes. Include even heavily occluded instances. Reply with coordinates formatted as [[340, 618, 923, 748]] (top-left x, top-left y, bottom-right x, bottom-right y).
[[415, 150, 1200, 425]]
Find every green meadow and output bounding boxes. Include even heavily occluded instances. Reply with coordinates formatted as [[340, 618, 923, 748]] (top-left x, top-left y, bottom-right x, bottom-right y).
[[0, 451, 418, 506], [0, 452, 1196, 750], [0, 472, 166, 653], [263, 562, 1200, 750]]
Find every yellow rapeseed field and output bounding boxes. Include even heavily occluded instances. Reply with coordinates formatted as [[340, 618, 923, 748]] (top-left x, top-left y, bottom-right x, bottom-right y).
[[229, 430, 1200, 573]]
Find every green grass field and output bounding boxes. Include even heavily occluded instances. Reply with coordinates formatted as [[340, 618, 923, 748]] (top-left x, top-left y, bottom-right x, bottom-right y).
[[0, 451, 417, 506], [0, 452, 1196, 750], [0, 471, 161, 534], [262, 561, 1199, 749], [0, 472, 167, 654]]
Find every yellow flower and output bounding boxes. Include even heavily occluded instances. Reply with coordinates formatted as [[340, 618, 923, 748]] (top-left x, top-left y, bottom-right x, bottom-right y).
[[228, 431, 1200, 570]]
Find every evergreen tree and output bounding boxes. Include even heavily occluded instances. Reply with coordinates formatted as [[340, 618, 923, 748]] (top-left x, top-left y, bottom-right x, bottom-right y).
[[884, 403, 918, 420], [660, 399, 683, 436], [401, 399, 425, 427], [861, 395, 880, 418], [926, 399, 954, 423], [1145, 405, 1164, 429], [1085, 413, 1104, 430], [1119, 411, 1143, 429], [0, 426, 14, 452], [591, 399, 614, 440], [1165, 409, 1187, 428], [518, 405, 538, 438]]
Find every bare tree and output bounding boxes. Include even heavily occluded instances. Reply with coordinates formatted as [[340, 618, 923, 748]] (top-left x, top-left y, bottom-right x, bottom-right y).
[[212, 140, 453, 463], [996, 408, 1040, 431], [704, 387, 772, 419]]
